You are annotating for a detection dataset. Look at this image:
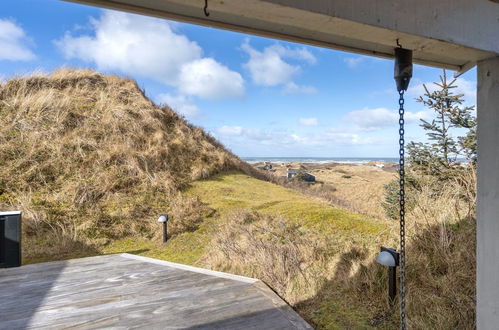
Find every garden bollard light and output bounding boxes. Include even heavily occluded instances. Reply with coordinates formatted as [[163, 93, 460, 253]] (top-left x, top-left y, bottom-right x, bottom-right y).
[[157, 214, 169, 243], [376, 246, 400, 305]]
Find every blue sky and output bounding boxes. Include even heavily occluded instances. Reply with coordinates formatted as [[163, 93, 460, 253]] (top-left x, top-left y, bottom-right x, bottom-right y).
[[0, 0, 477, 158]]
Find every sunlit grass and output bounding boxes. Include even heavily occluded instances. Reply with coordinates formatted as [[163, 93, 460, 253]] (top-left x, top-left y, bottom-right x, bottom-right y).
[[101, 171, 390, 267], [187, 171, 386, 235]]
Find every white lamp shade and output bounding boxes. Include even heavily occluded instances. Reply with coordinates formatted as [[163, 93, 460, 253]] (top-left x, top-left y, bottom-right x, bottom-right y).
[[157, 215, 168, 223], [376, 251, 397, 267]]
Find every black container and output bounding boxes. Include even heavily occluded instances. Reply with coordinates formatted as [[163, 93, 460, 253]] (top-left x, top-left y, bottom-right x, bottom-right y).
[[0, 211, 22, 268], [394, 48, 413, 92]]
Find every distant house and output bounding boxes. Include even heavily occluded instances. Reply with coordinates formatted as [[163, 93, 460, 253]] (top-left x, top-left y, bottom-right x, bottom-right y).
[[287, 169, 316, 183], [256, 162, 275, 172], [287, 169, 298, 179]]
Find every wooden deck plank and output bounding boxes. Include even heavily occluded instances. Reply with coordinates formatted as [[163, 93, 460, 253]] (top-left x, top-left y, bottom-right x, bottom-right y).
[[0, 254, 312, 329]]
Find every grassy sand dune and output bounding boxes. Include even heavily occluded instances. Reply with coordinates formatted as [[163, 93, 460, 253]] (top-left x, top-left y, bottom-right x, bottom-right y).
[[187, 171, 387, 235], [103, 171, 392, 264], [0, 70, 475, 329], [0, 69, 246, 263]]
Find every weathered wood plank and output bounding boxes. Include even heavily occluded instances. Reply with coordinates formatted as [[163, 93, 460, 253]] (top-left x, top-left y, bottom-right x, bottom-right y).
[[0, 254, 312, 329]]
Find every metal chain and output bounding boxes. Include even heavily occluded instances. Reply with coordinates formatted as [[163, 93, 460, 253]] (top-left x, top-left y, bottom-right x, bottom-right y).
[[398, 89, 407, 330]]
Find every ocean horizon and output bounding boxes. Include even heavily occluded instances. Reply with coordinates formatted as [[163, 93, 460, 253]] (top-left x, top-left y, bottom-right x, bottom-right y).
[[241, 157, 398, 164]]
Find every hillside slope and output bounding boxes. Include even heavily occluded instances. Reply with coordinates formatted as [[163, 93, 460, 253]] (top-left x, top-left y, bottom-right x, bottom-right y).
[[0, 69, 244, 261], [0, 70, 474, 329]]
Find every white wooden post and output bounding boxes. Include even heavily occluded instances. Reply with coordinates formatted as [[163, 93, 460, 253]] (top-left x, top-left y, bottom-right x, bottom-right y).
[[477, 56, 499, 329]]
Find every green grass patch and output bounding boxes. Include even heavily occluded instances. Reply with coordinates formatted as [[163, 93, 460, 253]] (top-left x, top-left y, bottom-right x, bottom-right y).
[[100, 171, 388, 267], [186, 171, 386, 237]]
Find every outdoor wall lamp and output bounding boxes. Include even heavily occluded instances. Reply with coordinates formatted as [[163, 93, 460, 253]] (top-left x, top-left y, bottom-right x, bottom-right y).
[[157, 214, 169, 243], [376, 246, 400, 304]]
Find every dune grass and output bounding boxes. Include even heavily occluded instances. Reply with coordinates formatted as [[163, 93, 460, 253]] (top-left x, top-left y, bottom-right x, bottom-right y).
[[0, 69, 254, 263], [99, 171, 404, 329], [2, 70, 474, 329], [186, 171, 389, 241], [102, 171, 390, 265], [84, 170, 477, 329]]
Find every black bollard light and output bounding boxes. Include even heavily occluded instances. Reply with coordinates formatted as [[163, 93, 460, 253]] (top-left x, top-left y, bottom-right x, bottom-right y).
[[376, 246, 400, 304], [157, 214, 169, 243]]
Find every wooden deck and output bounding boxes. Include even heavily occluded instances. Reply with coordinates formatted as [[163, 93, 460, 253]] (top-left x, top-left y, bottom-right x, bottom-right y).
[[0, 253, 312, 329]]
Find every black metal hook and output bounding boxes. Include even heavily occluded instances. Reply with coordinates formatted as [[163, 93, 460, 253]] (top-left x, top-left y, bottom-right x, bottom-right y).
[[396, 38, 402, 48], [204, 0, 210, 17]]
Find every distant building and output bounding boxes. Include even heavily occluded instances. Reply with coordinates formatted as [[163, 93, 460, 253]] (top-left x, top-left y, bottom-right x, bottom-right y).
[[287, 169, 298, 179], [256, 162, 275, 171], [287, 169, 316, 183]]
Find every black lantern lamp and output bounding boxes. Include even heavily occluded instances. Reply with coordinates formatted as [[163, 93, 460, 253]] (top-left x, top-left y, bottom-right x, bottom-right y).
[[376, 246, 400, 304], [157, 214, 169, 243]]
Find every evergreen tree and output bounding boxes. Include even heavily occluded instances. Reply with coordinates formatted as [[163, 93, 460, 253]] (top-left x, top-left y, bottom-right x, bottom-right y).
[[384, 71, 476, 219], [407, 71, 476, 178]]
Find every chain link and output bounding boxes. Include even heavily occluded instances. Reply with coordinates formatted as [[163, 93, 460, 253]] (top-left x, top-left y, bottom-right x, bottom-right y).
[[398, 90, 407, 330]]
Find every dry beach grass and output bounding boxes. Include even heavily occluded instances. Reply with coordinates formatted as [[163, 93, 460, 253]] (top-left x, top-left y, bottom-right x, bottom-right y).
[[0, 69, 246, 262], [0, 70, 476, 329], [270, 162, 396, 219], [198, 170, 475, 329]]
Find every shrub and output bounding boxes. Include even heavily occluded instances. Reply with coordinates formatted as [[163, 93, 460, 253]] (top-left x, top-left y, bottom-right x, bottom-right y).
[[382, 175, 420, 220], [167, 193, 210, 237], [204, 210, 332, 304]]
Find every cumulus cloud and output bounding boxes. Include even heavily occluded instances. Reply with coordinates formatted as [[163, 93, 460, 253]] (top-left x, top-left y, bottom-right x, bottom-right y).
[[156, 93, 200, 119], [343, 107, 432, 131], [241, 39, 316, 92], [269, 44, 317, 64], [217, 126, 300, 145], [299, 117, 318, 126], [56, 10, 244, 100], [56, 11, 199, 85], [242, 41, 298, 86], [0, 19, 35, 61], [217, 125, 243, 136], [343, 57, 363, 68], [178, 58, 244, 99]]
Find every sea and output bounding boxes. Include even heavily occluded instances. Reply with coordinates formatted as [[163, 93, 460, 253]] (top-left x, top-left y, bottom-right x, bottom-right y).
[[241, 157, 398, 165]]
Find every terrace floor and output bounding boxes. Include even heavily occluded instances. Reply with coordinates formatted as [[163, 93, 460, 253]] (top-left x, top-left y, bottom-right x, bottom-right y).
[[0, 253, 311, 329]]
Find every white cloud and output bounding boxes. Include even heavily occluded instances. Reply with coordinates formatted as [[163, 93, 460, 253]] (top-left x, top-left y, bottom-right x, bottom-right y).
[[242, 41, 298, 86], [454, 78, 477, 100], [311, 130, 373, 146], [56, 11, 199, 85], [0, 19, 35, 61], [343, 107, 432, 131], [282, 82, 317, 94], [268, 44, 317, 65], [217, 125, 244, 136], [178, 58, 244, 99], [56, 10, 243, 100], [243, 129, 272, 142], [405, 111, 433, 122], [216, 126, 299, 145], [241, 39, 316, 92], [156, 93, 200, 119], [215, 125, 375, 148], [299, 117, 318, 126], [344, 57, 363, 68]]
